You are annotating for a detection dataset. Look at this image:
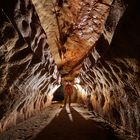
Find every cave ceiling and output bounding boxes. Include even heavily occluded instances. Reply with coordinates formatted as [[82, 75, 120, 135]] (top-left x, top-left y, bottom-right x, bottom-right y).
[[32, 0, 113, 81]]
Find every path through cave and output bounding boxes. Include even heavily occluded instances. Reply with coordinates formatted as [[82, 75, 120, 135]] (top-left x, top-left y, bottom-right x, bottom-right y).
[[34, 106, 116, 140], [0, 103, 130, 140]]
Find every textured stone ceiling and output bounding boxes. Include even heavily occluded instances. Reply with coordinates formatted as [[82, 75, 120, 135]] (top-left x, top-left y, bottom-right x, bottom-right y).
[[32, 0, 112, 80]]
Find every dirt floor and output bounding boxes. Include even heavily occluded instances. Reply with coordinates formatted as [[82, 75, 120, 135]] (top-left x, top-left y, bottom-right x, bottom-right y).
[[0, 103, 135, 140]]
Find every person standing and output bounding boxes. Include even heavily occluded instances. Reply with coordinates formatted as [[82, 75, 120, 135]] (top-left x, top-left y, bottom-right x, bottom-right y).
[[63, 82, 73, 107]]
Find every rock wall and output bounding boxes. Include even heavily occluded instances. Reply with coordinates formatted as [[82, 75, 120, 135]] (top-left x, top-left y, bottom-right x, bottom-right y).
[[0, 0, 60, 132], [78, 0, 140, 138]]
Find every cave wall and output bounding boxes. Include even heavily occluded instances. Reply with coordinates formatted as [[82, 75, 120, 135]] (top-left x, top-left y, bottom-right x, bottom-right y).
[[0, 0, 60, 132], [78, 0, 140, 138]]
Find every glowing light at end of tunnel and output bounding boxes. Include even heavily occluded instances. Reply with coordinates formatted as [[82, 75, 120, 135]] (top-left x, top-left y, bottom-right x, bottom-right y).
[[74, 78, 81, 84]]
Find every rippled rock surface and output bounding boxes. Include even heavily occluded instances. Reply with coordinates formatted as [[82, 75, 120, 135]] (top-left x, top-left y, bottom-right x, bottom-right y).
[[0, 0, 60, 132], [78, 0, 140, 138], [0, 0, 140, 139]]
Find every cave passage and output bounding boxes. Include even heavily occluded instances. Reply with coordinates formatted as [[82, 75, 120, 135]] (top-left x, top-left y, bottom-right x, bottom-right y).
[[0, 103, 125, 140], [0, 0, 140, 140]]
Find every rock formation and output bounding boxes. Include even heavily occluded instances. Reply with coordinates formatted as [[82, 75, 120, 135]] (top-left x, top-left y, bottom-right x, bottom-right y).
[[0, 0, 60, 132], [77, 0, 140, 138], [0, 0, 140, 139]]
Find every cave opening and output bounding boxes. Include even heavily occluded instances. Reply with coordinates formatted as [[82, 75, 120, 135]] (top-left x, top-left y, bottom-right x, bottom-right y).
[[52, 85, 64, 101]]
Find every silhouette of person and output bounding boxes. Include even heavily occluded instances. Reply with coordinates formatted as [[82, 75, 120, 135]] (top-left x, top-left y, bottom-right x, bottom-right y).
[[63, 82, 73, 107]]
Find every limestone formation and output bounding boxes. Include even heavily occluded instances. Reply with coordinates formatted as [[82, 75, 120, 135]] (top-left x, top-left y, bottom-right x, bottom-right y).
[[0, 0, 60, 132], [77, 0, 140, 138], [0, 0, 140, 139]]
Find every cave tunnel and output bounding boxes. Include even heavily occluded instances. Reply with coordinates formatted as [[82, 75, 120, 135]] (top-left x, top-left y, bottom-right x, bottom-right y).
[[52, 85, 64, 101], [0, 0, 140, 139]]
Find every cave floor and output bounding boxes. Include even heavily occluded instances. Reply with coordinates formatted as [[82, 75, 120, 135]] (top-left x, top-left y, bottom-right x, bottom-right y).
[[0, 103, 135, 140]]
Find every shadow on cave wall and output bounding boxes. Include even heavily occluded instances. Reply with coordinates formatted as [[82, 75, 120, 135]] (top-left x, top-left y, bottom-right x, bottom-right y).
[[107, 0, 140, 60], [95, 0, 140, 61]]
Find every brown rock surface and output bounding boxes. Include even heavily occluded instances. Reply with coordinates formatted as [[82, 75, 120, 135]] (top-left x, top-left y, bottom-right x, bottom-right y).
[[0, 0, 60, 132], [0, 0, 140, 139], [32, 0, 112, 76], [77, 0, 140, 138]]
